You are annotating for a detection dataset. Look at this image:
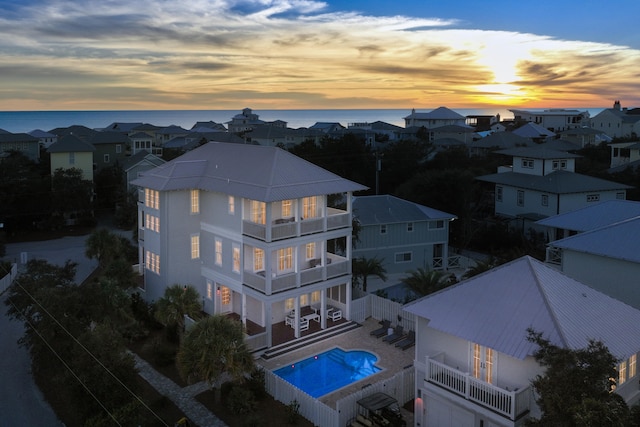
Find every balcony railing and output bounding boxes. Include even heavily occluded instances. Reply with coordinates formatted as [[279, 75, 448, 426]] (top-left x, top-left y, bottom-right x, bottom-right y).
[[242, 210, 350, 242], [425, 355, 530, 420], [242, 257, 349, 295], [546, 247, 562, 265]]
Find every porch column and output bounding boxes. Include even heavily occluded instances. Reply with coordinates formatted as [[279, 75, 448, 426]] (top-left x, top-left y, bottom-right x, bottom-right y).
[[345, 280, 352, 321], [320, 289, 327, 329], [241, 293, 247, 326], [265, 303, 273, 348], [293, 297, 301, 338]]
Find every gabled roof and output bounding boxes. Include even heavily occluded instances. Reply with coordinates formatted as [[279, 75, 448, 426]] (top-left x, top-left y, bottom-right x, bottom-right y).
[[536, 200, 640, 232], [47, 134, 96, 153], [131, 142, 367, 201], [404, 106, 465, 120], [496, 146, 581, 160], [121, 150, 166, 171], [352, 195, 456, 226], [28, 129, 57, 138], [512, 122, 556, 138], [538, 139, 581, 152], [431, 124, 475, 133], [549, 216, 640, 263], [103, 122, 144, 132], [0, 132, 38, 143], [469, 131, 532, 149], [476, 170, 631, 194], [403, 256, 640, 360], [48, 125, 98, 140], [88, 131, 130, 145]]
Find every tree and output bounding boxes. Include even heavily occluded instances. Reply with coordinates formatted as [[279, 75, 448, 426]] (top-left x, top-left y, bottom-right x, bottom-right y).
[[352, 257, 387, 292], [51, 167, 94, 224], [525, 328, 631, 426], [401, 268, 450, 297], [154, 284, 202, 340], [85, 227, 123, 267], [177, 315, 254, 396]]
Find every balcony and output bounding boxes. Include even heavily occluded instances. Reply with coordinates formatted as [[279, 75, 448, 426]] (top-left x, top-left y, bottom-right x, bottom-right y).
[[425, 354, 530, 421], [242, 209, 350, 242], [242, 255, 349, 295]]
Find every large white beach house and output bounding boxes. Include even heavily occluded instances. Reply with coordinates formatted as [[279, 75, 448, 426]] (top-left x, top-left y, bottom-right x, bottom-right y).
[[131, 142, 367, 349]]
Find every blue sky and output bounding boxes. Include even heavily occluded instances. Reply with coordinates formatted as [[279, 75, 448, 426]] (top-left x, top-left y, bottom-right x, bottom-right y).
[[0, 0, 639, 110]]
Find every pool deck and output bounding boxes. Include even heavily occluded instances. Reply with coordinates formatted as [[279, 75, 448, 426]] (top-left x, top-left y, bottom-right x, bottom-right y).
[[257, 317, 415, 409]]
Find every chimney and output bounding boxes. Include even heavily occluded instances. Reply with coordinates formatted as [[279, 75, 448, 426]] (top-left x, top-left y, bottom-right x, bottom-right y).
[[614, 100, 621, 111]]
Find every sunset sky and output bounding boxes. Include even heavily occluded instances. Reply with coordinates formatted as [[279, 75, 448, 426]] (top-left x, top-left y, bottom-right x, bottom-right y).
[[1, 0, 640, 111]]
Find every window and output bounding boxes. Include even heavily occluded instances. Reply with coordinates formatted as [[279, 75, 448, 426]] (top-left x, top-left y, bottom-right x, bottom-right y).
[[145, 250, 160, 274], [254, 248, 264, 271], [305, 243, 315, 260], [521, 158, 534, 168], [145, 214, 159, 232], [285, 298, 294, 311], [232, 246, 240, 272], [311, 290, 320, 303], [228, 195, 235, 214], [191, 234, 200, 259], [429, 220, 444, 230], [551, 160, 567, 170], [207, 282, 213, 300], [104, 154, 110, 163], [251, 200, 265, 224], [190, 189, 199, 214], [395, 252, 412, 263], [116, 144, 122, 154], [220, 286, 231, 305], [630, 354, 637, 378], [145, 189, 159, 209], [617, 192, 626, 200], [586, 194, 600, 202], [215, 239, 222, 265], [541, 194, 549, 206], [619, 361, 627, 385], [69, 152, 75, 165], [473, 343, 495, 385], [407, 222, 414, 232], [517, 190, 525, 207], [303, 196, 317, 219], [380, 224, 387, 234], [282, 200, 292, 217], [496, 186, 503, 202], [278, 247, 293, 271], [300, 294, 309, 306]]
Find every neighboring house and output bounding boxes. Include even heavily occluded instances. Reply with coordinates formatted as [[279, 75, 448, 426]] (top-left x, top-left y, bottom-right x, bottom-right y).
[[156, 125, 190, 146], [0, 130, 40, 162], [509, 108, 590, 132], [309, 122, 346, 133], [557, 126, 608, 148], [511, 122, 555, 143], [540, 212, 640, 310], [348, 121, 405, 142], [430, 124, 478, 144], [49, 125, 98, 142], [465, 114, 499, 132], [404, 107, 466, 129], [608, 141, 640, 169], [102, 122, 144, 134], [47, 134, 95, 181], [28, 129, 58, 149], [191, 121, 227, 132], [404, 256, 640, 427], [130, 131, 162, 156], [352, 195, 457, 274], [590, 100, 640, 138], [131, 142, 367, 348], [130, 123, 163, 143], [87, 131, 130, 171], [467, 131, 532, 157], [476, 146, 631, 231], [227, 107, 265, 133], [121, 150, 165, 192], [244, 125, 324, 148]]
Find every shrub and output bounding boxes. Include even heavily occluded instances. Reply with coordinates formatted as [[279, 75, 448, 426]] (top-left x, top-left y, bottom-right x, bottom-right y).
[[247, 367, 267, 400], [227, 386, 256, 415], [286, 399, 300, 425]]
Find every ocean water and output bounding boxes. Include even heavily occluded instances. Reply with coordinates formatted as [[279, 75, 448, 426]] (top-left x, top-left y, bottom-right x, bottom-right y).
[[0, 107, 606, 134]]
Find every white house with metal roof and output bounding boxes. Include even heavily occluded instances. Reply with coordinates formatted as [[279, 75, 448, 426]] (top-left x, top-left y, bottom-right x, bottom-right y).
[[476, 146, 631, 233], [590, 101, 640, 138], [404, 107, 466, 129], [131, 142, 367, 349], [509, 108, 589, 132], [404, 256, 640, 427], [352, 195, 457, 275]]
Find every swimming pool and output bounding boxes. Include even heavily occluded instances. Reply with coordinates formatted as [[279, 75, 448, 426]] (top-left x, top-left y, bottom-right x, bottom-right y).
[[274, 347, 382, 398]]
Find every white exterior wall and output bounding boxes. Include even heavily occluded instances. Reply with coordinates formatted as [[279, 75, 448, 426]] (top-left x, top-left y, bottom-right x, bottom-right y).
[[561, 250, 640, 310], [496, 186, 559, 218], [558, 190, 625, 214]]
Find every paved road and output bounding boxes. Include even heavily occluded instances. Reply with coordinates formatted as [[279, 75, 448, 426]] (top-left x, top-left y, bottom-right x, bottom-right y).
[[1, 233, 101, 426]]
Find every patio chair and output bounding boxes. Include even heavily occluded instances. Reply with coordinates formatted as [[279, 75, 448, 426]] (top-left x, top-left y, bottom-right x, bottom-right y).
[[329, 309, 342, 321], [394, 330, 415, 350], [382, 325, 404, 344], [300, 318, 310, 331], [370, 319, 391, 338]]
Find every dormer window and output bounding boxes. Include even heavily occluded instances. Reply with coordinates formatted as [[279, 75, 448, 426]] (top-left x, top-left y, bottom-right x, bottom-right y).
[[552, 160, 567, 170], [521, 158, 534, 168]]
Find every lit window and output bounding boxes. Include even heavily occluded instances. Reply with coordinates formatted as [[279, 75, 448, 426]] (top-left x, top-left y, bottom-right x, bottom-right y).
[[215, 239, 222, 265], [145, 214, 160, 232], [191, 234, 200, 259], [145, 250, 160, 274], [228, 195, 235, 214], [285, 298, 294, 310], [233, 246, 240, 272], [251, 200, 266, 224], [220, 286, 231, 305], [254, 248, 264, 271], [311, 290, 320, 303], [207, 282, 212, 300], [282, 200, 292, 217], [145, 189, 159, 209], [303, 196, 317, 219], [619, 361, 627, 385], [278, 247, 293, 271], [306, 243, 315, 260], [300, 294, 309, 306], [190, 189, 199, 214], [630, 354, 637, 378]]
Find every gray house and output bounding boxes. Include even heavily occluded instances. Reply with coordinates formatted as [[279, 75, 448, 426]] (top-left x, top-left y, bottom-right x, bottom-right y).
[[352, 195, 456, 274]]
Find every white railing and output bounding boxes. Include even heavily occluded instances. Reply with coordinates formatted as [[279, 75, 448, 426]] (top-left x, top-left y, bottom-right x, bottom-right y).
[[546, 247, 562, 265], [300, 217, 324, 235], [243, 212, 349, 242], [432, 257, 444, 270], [425, 356, 530, 420], [327, 211, 349, 230], [245, 332, 268, 351], [0, 263, 17, 294]]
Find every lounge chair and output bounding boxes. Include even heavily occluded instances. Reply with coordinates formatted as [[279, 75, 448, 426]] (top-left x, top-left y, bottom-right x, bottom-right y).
[[370, 319, 391, 338], [382, 325, 404, 344], [394, 330, 415, 350]]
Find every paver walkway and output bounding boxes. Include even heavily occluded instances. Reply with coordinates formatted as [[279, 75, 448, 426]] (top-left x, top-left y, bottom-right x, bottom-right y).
[[132, 353, 227, 427]]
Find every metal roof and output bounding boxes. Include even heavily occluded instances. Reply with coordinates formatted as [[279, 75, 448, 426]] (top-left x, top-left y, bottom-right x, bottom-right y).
[[476, 170, 632, 194], [536, 200, 640, 232], [403, 256, 640, 360], [353, 195, 456, 225], [404, 106, 465, 120], [549, 216, 640, 263], [130, 142, 367, 201], [469, 131, 533, 149], [47, 134, 96, 152], [495, 146, 581, 159], [512, 122, 556, 138]]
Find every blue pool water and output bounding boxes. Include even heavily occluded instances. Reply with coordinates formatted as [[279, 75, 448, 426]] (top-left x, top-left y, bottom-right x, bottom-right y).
[[274, 348, 382, 398]]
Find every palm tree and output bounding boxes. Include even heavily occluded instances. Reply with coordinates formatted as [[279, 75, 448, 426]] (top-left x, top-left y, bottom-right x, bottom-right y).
[[85, 227, 122, 267], [154, 284, 202, 339], [462, 256, 499, 279], [401, 268, 449, 297], [352, 257, 387, 292], [177, 315, 254, 400]]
